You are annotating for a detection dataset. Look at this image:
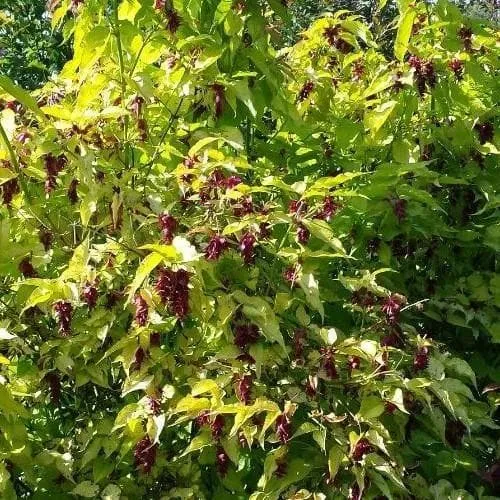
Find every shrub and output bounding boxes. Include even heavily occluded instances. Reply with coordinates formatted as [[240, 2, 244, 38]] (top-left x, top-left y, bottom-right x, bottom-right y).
[[0, 1, 498, 498]]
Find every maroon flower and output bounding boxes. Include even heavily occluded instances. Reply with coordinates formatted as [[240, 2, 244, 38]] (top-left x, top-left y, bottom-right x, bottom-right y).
[[351, 438, 372, 461], [226, 175, 242, 189], [239, 232, 257, 264], [275, 414, 291, 444], [305, 375, 318, 398], [474, 122, 494, 144], [385, 401, 398, 414], [19, 257, 37, 278], [183, 155, 199, 168], [134, 295, 149, 326], [448, 58, 464, 79], [150, 332, 161, 347], [154, 0, 166, 9], [130, 95, 144, 118], [349, 483, 362, 500], [381, 295, 402, 324], [81, 281, 98, 309], [235, 374, 253, 405], [458, 26, 473, 51], [297, 225, 310, 244], [283, 265, 299, 287], [289, 199, 308, 217], [212, 84, 225, 118], [381, 332, 403, 348], [316, 196, 338, 221], [233, 196, 254, 217], [297, 81, 314, 102], [258, 222, 271, 239], [137, 118, 148, 141], [352, 61, 364, 81], [44, 154, 66, 194], [392, 198, 407, 223], [321, 347, 338, 379], [133, 347, 146, 370], [67, 179, 79, 204], [324, 25, 341, 45], [147, 396, 162, 416], [445, 419, 466, 448], [38, 229, 53, 251], [413, 346, 429, 372], [158, 213, 178, 244], [196, 410, 211, 427], [208, 169, 226, 188], [134, 436, 157, 473], [53, 301, 73, 336], [2, 178, 19, 206], [293, 328, 306, 361], [205, 235, 228, 260], [234, 324, 260, 349], [211, 415, 225, 440], [166, 9, 181, 33], [45, 372, 61, 405], [351, 288, 376, 308], [347, 356, 361, 374], [155, 268, 190, 319], [216, 445, 229, 477]]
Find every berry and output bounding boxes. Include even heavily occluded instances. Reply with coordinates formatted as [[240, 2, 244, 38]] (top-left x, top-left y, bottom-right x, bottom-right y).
[[234, 324, 260, 349], [211, 415, 225, 440], [351, 438, 372, 461], [81, 282, 98, 309], [54, 301, 73, 336], [205, 235, 228, 260], [134, 436, 157, 473], [448, 58, 464, 79], [239, 232, 257, 264], [381, 295, 402, 324], [216, 445, 229, 477], [158, 213, 178, 244], [297, 225, 310, 244], [413, 346, 429, 372], [166, 9, 181, 33], [211, 84, 225, 118], [235, 374, 253, 405], [297, 81, 314, 102], [19, 257, 37, 278], [474, 122, 494, 144], [275, 414, 291, 444], [134, 295, 149, 326]]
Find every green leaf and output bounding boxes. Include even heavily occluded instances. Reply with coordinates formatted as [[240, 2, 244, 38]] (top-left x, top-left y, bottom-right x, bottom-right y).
[[0, 76, 46, 121], [394, 8, 416, 61], [298, 273, 324, 320], [328, 445, 344, 482], [0, 167, 16, 186], [214, 0, 233, 24], [302, 219, 345, 254], [72, 481, 99, 498], [364, 100, 397, 135], [127, 252, 163, 302], [358, 396, 385, 420]]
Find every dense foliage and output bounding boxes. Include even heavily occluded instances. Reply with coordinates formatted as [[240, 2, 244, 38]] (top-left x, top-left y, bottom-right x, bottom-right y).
[[0, 0, 499, 499], [0, 0, 71, 90]]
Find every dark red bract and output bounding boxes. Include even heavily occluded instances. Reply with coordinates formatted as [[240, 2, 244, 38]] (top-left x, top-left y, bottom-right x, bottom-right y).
[[211, 414, 225, 440], [67, 179, 79, 204], [239, 232, 257, 264], [134, 295, 149, 326], [448, 58, 464, 79], [235, 374, 253, 405], [1, 178, 19, 206], [54, 301, 73, 336], [297, 81, 314, 102], [212, 84, 225, 118], [413, 346, 429, 372], [381, 295, 402, 324], [216, 445, 229, 477], [474, 122, 494, 144], [316, 196, 338, 221], [81, 282, 98, 309], [19, 257, 37, 278], [297, 225, 310, 244], [155, 268, 190, 319], [351, 438, 372, 461], [275, 414, 291, 444], [234, 323, 260, 349], [134, 436, 157, 473], [166, 9, 181, 33], [283, 265, 299, 286], [205, 235, 228, 260], [321, 347, 338, 379]]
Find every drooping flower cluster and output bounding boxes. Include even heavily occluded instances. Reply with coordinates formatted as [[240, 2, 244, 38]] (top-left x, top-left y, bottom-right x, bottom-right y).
[[297, 81, 315, 102], [155, 268, 190, 319], [351, 438, 372, 461], [18, 257, 37, 278], [54, 301, 73, 336], [234, 323, 260, 350], [45, 372, 61, 405], [132, 347, 146, 371], [381, 294, 403, 324], [392, 198, 407, 223], [283, 265, 300, 287], [39, 229, 53, 251], [166, 9, 182, 33], [408, 55, 436, 95], [297, 224, 310, 244], [289, 199, 308, 217], [239, 232, 257, 264], [320, 347, 338, 379], [323, 25, 352, 53], [216, 445, 229, 477], [235, 374, 253, 405], [44, 154, 67, 194], [458, 26, 473, 51], [275, 414, 292, 444], [413, 346, 430, 372], [474, 122, 494, 145], [67, 179, 79, 204], [211, 415, 225, 440], [315, 196, 338, 221], [205, 234, 229, 260], [134, 294, 149, 326], [211, 84, 225, 118], [158, 213, 178, 244], [448, 58, 464, 79], [1, 178, 19, 206], [81, 281, 98, 309], [134, 436, 157, 474]]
